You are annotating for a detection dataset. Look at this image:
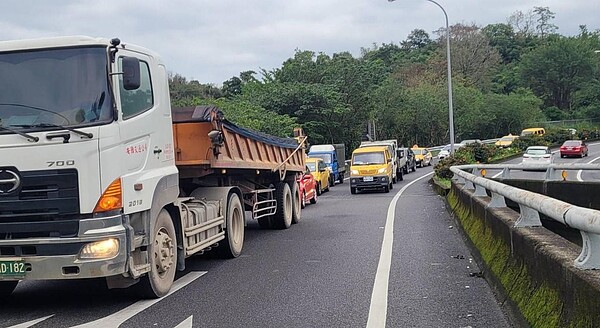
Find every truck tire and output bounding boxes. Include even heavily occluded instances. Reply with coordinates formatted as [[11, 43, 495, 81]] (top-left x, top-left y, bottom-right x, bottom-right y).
[[257, 216, 274, 229], [384, 185, 390, 193], [138, 209, 177, 298], [350, 187, 357, 194], [392, 175, 397, 184], [338, 172, 344, 184], [0, 281, 18, 297], [398, 169, 403, 181], [273, 182, 293, 229], [291, 181, 301, 224], [316, 182, 322, 196], [216, 193, 245, 258], [325, 178, 331, 192]]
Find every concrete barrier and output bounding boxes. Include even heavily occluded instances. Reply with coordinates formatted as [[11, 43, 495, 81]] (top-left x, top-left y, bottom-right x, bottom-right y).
[[448, 182, 600, 327]]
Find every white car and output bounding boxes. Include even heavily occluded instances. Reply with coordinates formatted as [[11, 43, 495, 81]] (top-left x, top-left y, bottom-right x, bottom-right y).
[[437, 143, 464, 160], [522, 146, 553, 169]]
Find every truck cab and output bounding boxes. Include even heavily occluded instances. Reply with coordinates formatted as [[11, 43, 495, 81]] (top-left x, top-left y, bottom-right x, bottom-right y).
[[349, 146, 393, 194], [307, 144, 346, 185]]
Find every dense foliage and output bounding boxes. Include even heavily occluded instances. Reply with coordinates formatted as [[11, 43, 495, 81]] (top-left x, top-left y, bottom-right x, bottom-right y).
[[168, 7, 600, 156]]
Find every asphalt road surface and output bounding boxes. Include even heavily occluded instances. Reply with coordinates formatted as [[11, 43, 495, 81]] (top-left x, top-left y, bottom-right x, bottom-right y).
[[1, 164, 514, 328]]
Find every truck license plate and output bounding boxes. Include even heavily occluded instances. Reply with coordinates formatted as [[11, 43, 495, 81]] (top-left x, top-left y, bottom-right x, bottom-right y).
[[0, 259, 26, 278], [363, 176, 374, 182]]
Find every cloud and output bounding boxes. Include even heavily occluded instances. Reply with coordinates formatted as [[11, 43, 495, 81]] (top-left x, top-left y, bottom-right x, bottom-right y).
[[1, 0, 598, 85]]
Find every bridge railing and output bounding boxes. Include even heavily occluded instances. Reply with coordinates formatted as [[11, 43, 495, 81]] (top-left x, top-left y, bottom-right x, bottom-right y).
[[450, 163, 600, 269]]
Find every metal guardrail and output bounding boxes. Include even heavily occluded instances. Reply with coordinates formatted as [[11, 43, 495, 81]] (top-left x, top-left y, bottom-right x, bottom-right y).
[[450, 163, 600, 269]]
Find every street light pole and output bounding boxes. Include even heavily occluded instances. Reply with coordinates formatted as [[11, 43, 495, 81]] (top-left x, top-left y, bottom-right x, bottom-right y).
[[388, 0, 455, 153]]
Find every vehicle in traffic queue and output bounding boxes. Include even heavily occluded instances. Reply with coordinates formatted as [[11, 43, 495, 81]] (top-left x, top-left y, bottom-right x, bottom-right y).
[[560, 140, 588, 158], [360, 140, 400, 182], [305, 157, 331, 195], [495, 134, 519, 148], [411, 145, 432, 167], [297, 165, 317, 207], [522, 146, 553, 169], [349, 146, 394, 194], [400, 147, 418, 173]]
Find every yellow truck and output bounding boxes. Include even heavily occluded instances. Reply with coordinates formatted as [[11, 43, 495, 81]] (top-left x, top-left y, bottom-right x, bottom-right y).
[[349, 146, 394, 194]]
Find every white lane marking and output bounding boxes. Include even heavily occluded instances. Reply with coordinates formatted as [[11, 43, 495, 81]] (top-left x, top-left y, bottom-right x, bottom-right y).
[[577, 156, 600, 181], [7, 315, 54, 328], [71, 271, 206, 328], [174, 315, 193, 328], [366, 172, 434, 328]]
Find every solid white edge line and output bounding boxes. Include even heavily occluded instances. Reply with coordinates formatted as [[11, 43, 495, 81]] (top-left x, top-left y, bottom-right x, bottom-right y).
[[366, 172, 434, 328], [71, 271, 207, 328], [7, 315, 55, 328], [577, 156, 600, 181]]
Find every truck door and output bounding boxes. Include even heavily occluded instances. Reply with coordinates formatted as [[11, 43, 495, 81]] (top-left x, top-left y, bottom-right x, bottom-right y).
[[101, 50, 177, 215]]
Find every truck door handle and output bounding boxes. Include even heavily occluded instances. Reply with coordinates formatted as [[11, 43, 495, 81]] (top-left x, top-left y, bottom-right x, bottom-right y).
[[154, 148, 163, 154]]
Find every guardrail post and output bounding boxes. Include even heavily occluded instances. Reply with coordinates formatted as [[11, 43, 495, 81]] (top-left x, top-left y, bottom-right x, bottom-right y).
[[501, 167, 511, 179], [488, 192, 506, 208], [474, 184, 487, 197], [464, 180, 475, 190], [574, 232, 600, 269], [544, 167, 561, 181], [514, 204, 542, 227]]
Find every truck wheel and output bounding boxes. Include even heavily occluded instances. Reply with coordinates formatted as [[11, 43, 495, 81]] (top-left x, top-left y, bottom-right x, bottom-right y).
[[273, 182, 293, 229], [350, 187, 357, 194], [310, 191, 318, 204], [316, 182, 322, 196], [384, 185, 390, 193], [398, 170, 403, 181], [0, 281, 18, 297], [339, 173, 344, 184], [217, 193, 245, 258], [392, 175, 397, 184], [389, 181, 393, 190], [291, 181, 301, 224], [138, 209, 177, 298], [325, 179, 330, 192], [257, 216, 274, 229]]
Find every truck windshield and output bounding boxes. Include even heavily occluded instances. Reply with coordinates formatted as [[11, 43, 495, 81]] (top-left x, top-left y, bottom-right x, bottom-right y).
[[353, 152, 385, 165], [309, 154, 332, 164], [0, 46, 113, 132], [306, 162, 317, 172]]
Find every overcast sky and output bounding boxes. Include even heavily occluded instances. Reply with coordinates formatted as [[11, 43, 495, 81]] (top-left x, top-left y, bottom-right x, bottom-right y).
[[1, 0, 597, 85]]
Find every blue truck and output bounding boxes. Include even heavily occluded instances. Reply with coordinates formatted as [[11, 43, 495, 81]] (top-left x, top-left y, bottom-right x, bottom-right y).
[[308, 144, 346, 185]]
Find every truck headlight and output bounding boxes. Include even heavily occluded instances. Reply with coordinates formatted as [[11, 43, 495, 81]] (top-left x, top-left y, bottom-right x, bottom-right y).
[[351, 169, 359, 175], [79, 238, 119, 259], [377, 168, 386, 174]]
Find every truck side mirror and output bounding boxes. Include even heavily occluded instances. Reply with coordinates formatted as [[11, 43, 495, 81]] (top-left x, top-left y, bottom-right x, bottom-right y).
[[122, 56, 141, 90]]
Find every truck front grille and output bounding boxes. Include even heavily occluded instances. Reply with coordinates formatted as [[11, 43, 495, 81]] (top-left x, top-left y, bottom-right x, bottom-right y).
[[0, 168, 80, 238]]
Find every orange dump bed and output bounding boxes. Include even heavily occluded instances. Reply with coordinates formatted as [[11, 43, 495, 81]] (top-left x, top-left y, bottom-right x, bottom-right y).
[[172, 106, 304, 174]]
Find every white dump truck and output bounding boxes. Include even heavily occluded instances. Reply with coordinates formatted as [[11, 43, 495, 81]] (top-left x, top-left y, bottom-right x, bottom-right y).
[[0, 36, 305, 298]]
